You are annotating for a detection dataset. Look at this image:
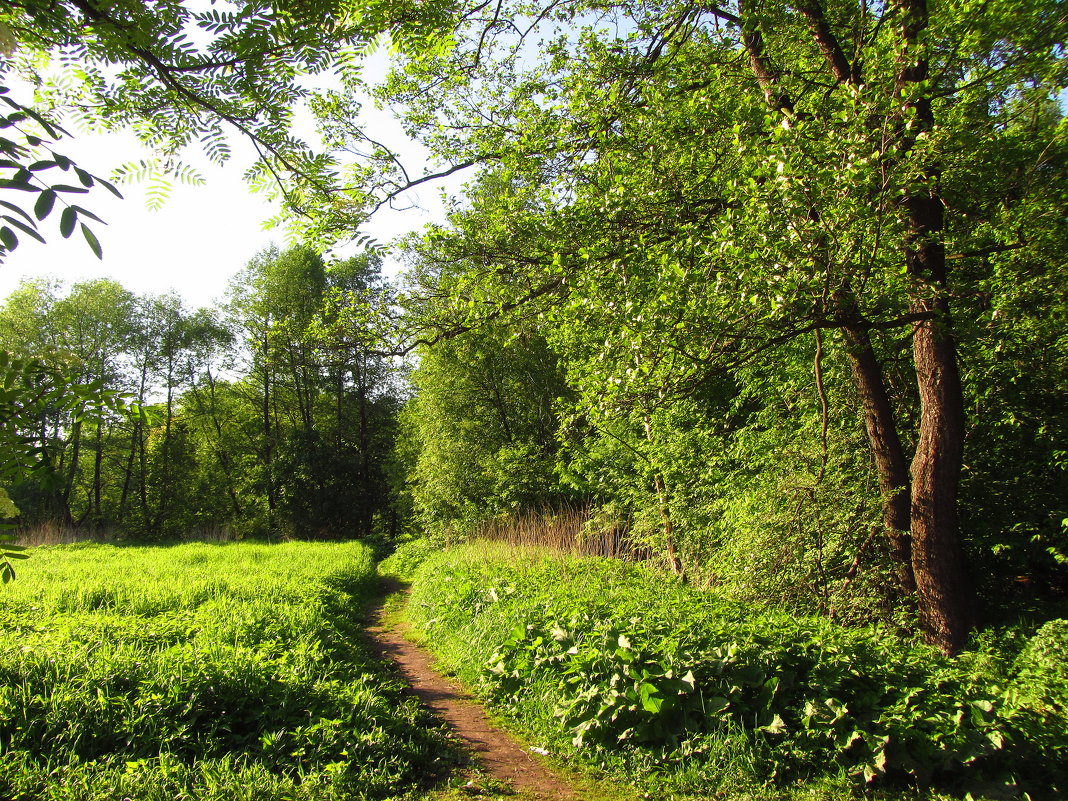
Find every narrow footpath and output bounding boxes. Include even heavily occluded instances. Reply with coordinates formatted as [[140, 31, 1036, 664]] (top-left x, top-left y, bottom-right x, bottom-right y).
[[365, 581, 580, 800]]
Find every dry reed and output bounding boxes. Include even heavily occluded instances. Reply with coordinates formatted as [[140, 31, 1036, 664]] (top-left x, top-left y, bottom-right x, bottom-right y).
[[12, 520, 107, 547], [474, 504, 655, 562]]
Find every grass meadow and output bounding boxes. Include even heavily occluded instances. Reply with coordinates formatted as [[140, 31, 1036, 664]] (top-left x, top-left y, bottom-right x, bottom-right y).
[[0, 541, 457, 801]]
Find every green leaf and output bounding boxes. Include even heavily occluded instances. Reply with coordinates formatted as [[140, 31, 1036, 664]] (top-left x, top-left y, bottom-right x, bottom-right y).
[[0, 178, 38, 192], [97, 176, 123, 199], [0, 225, 17, 250], [81, 223, 103, 259], [760, 713, 787, 735], [70, 205, 105, 224], [639, 682, 664, 713], [0, 200, 34, 224], [704, 695, 730, 715], [734, 665, 765, 686], [1, 215, 46, 243], [34, 189, 56, 220], [17, 105, 65, 139], [59, 206, 76, 238]]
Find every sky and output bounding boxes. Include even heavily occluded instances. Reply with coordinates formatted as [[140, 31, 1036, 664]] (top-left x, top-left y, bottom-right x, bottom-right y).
[[0, 71, 456, 311]]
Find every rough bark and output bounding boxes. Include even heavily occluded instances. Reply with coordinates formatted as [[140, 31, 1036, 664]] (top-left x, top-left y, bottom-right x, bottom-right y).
[[730, 0, 975, 650], [738, 0, 795, 116], [895, 0, 974, 653], [909, 295, 972, 652]]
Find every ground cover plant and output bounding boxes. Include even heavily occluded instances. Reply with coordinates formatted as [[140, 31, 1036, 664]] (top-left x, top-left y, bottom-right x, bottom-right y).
[[405, 542, 1067, 801], [0, 541, 457, 800]]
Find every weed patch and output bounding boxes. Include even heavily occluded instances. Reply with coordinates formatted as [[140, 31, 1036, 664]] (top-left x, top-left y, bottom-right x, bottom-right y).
[[407, 543, 1067, 800]]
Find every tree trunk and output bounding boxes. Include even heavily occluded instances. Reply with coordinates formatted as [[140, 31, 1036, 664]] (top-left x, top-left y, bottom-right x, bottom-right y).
[[909, 295, 972, 653], [652, 471, 685, 576], [840, 322, 916, 596], [91, 417, 104, 525], [59, 419, 81, 527], [256, 325, 277, 530], [355, 356, 373, 536], [119, 362, 148, 518], [205, 371, 244, 517], [152, 355, 176, 530], [895, 0, 974, 654], [732, 0, 974, 651]]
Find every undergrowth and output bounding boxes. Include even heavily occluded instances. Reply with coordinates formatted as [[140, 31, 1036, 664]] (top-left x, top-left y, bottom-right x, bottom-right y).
[[0, 541, 458, 800], [379, 537, 440, 583], [405, 541, 1067, 801]]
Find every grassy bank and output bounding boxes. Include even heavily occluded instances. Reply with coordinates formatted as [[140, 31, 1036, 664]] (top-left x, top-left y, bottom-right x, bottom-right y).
[[394, 541, 1067, 801], [0, 541, 457, 800]]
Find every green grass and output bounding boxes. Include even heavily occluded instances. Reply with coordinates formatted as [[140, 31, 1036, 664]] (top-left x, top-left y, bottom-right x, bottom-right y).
[[404, 541, 1068, 801], [0, 541, 459, 800]]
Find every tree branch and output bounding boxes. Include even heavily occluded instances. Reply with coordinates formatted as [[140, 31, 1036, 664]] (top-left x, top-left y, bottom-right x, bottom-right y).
[[369, 155, 497, 214], [794, 0, 860, 84]]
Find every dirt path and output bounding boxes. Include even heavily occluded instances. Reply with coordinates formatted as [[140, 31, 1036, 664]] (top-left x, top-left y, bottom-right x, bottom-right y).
[[365, 582, 580, 800]]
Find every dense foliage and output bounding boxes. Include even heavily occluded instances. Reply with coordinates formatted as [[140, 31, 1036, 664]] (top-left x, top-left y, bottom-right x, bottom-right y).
[[2, 0, 1066, 645], [0, 541, 457, 800], [406, 543, 1067, 799], [379, 0, 1068, 654]]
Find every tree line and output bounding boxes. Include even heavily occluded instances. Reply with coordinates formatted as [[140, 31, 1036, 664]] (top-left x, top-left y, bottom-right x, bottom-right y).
[[0, 247, 400, 543], [358, 0, 1064, 657]]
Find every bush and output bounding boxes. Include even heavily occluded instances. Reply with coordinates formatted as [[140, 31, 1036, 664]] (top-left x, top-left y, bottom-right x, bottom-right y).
[[993, 619, 1068, 791], [407, 543, 1068, 799]]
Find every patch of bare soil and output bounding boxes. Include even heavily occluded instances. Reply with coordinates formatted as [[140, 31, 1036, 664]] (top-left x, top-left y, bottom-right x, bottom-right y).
[[365, 579, 580, 800]]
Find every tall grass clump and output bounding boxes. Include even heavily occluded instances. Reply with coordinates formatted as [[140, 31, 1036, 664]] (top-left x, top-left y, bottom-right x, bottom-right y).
[[379, 506, 659, 585], [406, 542, 1067, 800], [474, 505, 654, 561], [378, 537, 442, 583], [474, 508, 666, 563], [0, 541, 457, 800]]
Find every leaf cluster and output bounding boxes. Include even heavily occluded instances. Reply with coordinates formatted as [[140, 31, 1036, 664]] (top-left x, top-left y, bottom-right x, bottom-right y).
[[0, 87, 120, 261]]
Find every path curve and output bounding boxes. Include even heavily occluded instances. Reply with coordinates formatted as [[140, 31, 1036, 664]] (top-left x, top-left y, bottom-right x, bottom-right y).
[[365, 581, 579, 800]]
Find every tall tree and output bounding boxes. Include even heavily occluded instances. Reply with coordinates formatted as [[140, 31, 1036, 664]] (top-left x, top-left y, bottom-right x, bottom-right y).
[[321, 0, 1066, 652]]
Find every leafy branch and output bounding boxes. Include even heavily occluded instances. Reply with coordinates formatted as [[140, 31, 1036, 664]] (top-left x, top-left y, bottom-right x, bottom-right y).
[[0, 86, 121, 261]]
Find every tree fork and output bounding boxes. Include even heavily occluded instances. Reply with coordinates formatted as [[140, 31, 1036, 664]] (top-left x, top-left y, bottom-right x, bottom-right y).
[[736, 2, 921, 605]]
